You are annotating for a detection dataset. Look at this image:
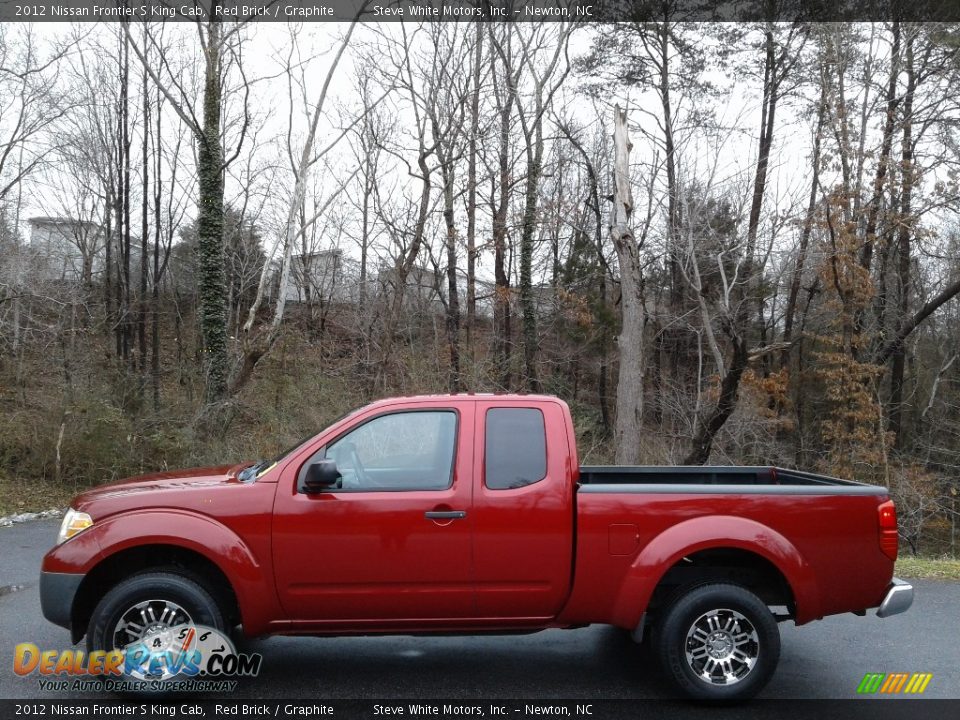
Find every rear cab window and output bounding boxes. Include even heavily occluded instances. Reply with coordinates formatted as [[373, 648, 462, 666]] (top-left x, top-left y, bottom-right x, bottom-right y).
[[484, 407, 547, 490]]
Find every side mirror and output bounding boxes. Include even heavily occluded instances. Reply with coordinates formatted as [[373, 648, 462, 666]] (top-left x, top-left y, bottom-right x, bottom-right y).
[[302, 459, 342, 493]]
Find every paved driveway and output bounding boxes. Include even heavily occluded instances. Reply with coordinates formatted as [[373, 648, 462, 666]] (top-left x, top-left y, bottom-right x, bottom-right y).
[[1, 519, 955, 699]]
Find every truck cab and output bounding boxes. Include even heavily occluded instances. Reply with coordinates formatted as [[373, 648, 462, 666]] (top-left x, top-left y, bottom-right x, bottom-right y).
[[271, 395, 576, 626]]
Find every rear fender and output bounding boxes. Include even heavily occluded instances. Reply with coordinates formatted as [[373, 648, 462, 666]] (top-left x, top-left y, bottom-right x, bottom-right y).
[[610, 515, 820, 627]]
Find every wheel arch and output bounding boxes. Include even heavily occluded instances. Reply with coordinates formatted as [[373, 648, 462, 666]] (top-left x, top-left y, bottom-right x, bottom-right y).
[[71, 544, 240, 644], [611, 515, 820, 629], [62, 509, 278, 641]]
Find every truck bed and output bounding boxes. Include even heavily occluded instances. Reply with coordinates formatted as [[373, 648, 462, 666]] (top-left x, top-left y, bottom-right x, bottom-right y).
[[567, 465, 895, 627], [578, 465, 887, 495]]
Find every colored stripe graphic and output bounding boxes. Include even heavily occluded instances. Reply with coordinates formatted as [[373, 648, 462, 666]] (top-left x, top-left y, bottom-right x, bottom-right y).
[[857, 673, 886, 694], [857, 672, 932, 694], [892, 674, 909, 693], [909, 674, 933, 694]]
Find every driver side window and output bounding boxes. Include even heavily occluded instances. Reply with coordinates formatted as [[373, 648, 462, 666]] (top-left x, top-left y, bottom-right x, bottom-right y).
[[324, 410, 457, 491]]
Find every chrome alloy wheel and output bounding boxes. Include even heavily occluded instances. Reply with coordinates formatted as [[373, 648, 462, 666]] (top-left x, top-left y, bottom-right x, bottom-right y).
[[684, 608, 760, 686], [111, 598, 193, 654]]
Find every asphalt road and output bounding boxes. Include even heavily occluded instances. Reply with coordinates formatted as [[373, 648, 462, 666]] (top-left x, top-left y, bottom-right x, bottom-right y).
[[1, 519, 957, 700]]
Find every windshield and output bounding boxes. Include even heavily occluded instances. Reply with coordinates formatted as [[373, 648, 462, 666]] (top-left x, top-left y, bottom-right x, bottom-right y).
[[238, 406, 368, 482]]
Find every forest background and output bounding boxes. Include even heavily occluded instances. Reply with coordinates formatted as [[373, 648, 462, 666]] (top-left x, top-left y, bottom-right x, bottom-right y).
[[2, 15, 960, 557]]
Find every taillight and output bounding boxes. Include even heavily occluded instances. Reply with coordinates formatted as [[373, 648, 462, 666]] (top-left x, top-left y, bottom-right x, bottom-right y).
[[878, 500, 898, 561]]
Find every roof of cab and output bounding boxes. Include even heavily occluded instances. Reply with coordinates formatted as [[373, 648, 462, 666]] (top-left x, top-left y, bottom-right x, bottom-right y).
[[363, 393, 563, 409]]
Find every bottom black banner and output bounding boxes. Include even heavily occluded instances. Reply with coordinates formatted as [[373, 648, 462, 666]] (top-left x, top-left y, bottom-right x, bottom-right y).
[[2, 700, 959, 720]]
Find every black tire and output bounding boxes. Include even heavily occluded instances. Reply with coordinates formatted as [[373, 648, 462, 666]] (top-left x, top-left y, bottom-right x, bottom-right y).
[[87, 571, 226, 659], [654, 583, 780, 701]]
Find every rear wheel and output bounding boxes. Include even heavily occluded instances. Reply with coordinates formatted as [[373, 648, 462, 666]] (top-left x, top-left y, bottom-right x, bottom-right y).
[[654, 583, 780, 701]]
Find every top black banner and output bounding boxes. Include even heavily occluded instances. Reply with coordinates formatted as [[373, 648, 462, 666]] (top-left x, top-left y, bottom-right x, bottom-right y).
[[1, 0, 959, 22]]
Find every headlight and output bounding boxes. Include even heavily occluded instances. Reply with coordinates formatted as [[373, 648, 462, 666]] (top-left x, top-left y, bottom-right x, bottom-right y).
[[57, 508, 93, 545]]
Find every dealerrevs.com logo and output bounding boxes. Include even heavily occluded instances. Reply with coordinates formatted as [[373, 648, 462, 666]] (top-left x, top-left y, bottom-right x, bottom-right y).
[[13, 625, 262, 692]]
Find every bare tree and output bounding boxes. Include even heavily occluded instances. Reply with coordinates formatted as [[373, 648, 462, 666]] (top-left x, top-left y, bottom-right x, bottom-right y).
[[236, 19, 364, 395], [681, 22, 806, 464], [609, 106, 646, 464], [490, 22, 573, 392], [425, 24, 475, 392], [464, 22, 487, 349], [125, 12, 254, 403], [487, 23, 515, 389], [0, 25, 69, 202]]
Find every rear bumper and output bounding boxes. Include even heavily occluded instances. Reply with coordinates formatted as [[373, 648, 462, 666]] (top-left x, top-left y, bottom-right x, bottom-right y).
[[876, 577, 914, 618], [39, 571, 83, 631]]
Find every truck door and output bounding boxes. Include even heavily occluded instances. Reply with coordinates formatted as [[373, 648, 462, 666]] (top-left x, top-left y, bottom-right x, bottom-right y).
[[471, 401, 575, 618], [272, 405, 475, 621]]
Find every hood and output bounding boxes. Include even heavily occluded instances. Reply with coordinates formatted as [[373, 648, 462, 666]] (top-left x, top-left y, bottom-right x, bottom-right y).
[[72, 464, 241, 510]]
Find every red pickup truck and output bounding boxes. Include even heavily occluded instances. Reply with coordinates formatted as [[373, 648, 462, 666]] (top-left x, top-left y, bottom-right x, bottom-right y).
[[40, 394, 912, 700]]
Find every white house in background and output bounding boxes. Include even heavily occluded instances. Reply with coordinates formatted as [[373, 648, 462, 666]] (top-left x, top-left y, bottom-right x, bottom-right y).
[[28, 216, 105, 283], [279, 249, 363, 305], [374, 263, 499, 319], [376, 263, 443, 314], [279, 252, 466, 314], [28, 216, 156, 286]]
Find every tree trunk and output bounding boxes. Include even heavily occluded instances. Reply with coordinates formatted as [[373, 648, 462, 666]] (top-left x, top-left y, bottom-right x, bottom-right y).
[[888, 32, 916, 447], [122, 26, 132, 368], [196, 17, 229, 402], [103, 193, 113, 338], [655, 20, 682, 415], [441, 162, 462, 393], [519, 148, 542, 393], [610, 107, 645, 465], [152, 83, 162, 411], [746, 24, 777, 270], [359, 154, 371, 307], [492, 51, 512, 390], [684, 339, 749, 464], [782, 85, 826, 369], [659, 22, 681, 314], [139, 32, 149, 384], [113, 26, 125, 360], [587, 149, 611, 435], [465, 23, 482, 347], [859, 21, 901, 276]]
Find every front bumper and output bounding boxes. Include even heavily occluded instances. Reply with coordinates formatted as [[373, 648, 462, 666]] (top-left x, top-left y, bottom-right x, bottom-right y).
[[39, 571, 83, 631], [876, 577, 914, 618]]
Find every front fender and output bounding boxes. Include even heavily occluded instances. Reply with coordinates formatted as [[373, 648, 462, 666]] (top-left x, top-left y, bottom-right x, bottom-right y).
[[610, 515, 820, 627], [42, 509, 278, 635]]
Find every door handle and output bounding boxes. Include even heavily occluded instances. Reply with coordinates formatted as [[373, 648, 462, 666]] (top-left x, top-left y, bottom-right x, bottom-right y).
[[425, 510, 467, 520]]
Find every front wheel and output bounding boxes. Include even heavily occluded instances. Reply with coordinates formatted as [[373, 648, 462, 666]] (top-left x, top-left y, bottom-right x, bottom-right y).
[[87, 571, 227, 683], [654, 583, 780, 701]]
